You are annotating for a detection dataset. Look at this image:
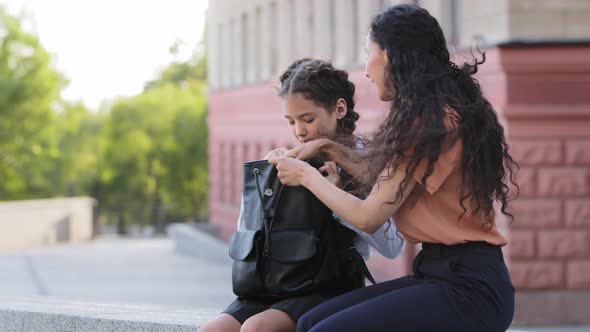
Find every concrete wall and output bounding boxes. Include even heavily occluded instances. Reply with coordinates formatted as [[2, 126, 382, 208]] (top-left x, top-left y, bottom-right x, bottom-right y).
[[0, 197, 96, 251]]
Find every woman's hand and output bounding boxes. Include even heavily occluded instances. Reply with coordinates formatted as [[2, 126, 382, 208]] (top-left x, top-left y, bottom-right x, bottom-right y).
[[264, 148, 287, 160], [319, 161, 343, 189], [268, 156, 315, 187], [285, 138, 329, 160]]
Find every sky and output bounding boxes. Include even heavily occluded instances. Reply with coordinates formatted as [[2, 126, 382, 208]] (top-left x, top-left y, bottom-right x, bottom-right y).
[[2, 0, 208, 110]]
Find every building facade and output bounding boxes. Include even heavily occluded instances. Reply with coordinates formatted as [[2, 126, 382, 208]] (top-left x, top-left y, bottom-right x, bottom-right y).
[[207, 0, 590, 324]]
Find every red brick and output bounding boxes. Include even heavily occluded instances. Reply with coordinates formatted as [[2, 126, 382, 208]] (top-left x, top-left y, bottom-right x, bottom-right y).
[[567, 260, 590, 288], [566, 140, 590, 164], [515, 167, 537, 197], [566, 200, 590, 227], [510, 261, 564, 289], [511, 140, 563, 165], [538, 168, 589, 197], [511, 199, 562, 228], [538, 230, 590, 258], [509, 230, 536, 258]]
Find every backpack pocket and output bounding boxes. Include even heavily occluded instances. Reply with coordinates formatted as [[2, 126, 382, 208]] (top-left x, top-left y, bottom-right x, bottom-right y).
[[265, 229, 319, 295], [229, 230, 264, 297]]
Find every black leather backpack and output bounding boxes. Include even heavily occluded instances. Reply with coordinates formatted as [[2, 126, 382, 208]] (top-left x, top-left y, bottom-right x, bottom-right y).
[[229, 159, 374, 299]]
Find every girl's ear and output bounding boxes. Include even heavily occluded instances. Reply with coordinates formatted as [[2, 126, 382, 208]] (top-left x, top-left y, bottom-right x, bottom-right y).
[[335, 98, 348, 120]]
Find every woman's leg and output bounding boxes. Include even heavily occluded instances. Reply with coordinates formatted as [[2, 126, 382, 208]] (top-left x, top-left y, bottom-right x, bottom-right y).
[[199, 313, 241, 332], [297, 275, 421, 332], [302, 244, 515, 332], [308, 282, 473, 332], [241, 309, 296, 332]]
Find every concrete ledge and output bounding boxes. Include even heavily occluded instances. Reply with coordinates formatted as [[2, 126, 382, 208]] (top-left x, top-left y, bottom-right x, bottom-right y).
[[166, 223, 231, 264], [515, 290, 590, 325], [0, 297, 217, 332]]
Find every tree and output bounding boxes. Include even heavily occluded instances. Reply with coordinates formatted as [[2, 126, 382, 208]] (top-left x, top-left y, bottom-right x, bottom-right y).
[[53, 102, 103, 196], [98, 83, 207, 232], [0, 6, 65, 200]]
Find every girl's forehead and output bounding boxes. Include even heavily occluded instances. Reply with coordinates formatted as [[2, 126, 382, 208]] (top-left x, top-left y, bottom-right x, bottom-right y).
[[282, 94, 327, 115]]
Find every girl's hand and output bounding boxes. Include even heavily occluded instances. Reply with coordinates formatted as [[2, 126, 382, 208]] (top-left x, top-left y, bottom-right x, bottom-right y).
[[285, 138, 329, 160], [268, 157, 315, 186], [264, 148, 287, 160], [319, 161, 343, 189]]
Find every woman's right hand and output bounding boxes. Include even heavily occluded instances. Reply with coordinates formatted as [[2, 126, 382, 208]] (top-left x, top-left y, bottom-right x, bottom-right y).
[[264, 148, 288, 160], [319, 161, 343, 189], [285, 138, 329, 161]]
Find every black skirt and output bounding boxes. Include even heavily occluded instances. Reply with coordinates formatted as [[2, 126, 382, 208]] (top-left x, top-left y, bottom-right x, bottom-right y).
[[223, 292, 333, 324], [223, 274, 365, 324]]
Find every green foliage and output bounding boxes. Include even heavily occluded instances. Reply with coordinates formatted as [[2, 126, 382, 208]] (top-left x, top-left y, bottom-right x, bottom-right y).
[[0, 6, 64, 199], [54, 102, 103, 196], [98, 84, 208, 228], [1, 6, 209, 231]]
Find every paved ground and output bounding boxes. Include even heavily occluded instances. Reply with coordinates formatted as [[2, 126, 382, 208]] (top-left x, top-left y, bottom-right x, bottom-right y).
[[0, 237, 234, 310], [0, 237, 588, 331]]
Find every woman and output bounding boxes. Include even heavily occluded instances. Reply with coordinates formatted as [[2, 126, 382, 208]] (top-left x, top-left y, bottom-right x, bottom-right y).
[[269, 4, 518, 332]]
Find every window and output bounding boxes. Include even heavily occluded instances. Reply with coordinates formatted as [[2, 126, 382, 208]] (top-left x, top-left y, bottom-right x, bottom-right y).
[[230, 143, 237, 202], [219, 143, 226, 201]]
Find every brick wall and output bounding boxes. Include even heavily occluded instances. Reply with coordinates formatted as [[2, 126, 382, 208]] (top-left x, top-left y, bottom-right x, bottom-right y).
[[498, 45, 590, 324], [208, 44, 590, 324]]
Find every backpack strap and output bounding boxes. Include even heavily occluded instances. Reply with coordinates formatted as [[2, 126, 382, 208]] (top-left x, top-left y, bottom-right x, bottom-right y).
[[349, 247, 377, 285]]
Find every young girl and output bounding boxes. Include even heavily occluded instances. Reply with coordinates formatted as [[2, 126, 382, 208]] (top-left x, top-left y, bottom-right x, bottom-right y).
[[270, 5, 518, 332], [200, 59, 404, 332]]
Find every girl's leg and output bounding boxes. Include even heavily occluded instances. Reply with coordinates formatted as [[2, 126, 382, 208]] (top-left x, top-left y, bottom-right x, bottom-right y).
[[199, 313, 241, 332], [297, 275, 421, 332], [241, 309, 296, 332]]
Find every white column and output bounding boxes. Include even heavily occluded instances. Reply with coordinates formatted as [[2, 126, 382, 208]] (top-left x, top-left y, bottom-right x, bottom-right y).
[[240, 13, 249, 84], [333, 0, 354, 67], [268, 1, 279, 77], [206, 18, 219, 90], [220, 20, 231, 88], [358, 0, 382, 62], [258, 4, 272, 80], [294, 0, 312, 58], [312, 0, 331, 60], [231, 17, 243, 86], [247, 8, 258, 83], [277, 0, 293, 73]]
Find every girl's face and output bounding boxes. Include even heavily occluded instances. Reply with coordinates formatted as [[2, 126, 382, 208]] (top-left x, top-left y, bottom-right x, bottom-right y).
[[281, 93, 347, 143], [365, 33, 393, 101]]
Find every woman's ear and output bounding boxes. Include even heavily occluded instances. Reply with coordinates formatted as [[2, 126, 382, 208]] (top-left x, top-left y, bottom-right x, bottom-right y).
[[335, 98, 348, 120]]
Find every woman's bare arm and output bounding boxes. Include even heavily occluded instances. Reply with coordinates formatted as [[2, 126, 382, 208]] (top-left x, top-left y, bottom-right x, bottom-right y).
[[269, 156, 415, 233], [286, 138, 370, 179]]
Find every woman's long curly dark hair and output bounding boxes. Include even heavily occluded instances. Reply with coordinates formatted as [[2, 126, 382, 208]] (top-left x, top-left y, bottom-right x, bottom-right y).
[[278, 58, 360, 137], [363, 4, 518, 228]]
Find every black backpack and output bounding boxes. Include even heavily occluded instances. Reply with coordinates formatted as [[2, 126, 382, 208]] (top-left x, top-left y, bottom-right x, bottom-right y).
[[229, 159, 374, 299]]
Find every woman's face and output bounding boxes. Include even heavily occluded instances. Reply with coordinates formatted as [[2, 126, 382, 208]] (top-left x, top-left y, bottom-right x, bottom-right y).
[[281, 93, 347, 143], [365, 33, 393, 101]]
